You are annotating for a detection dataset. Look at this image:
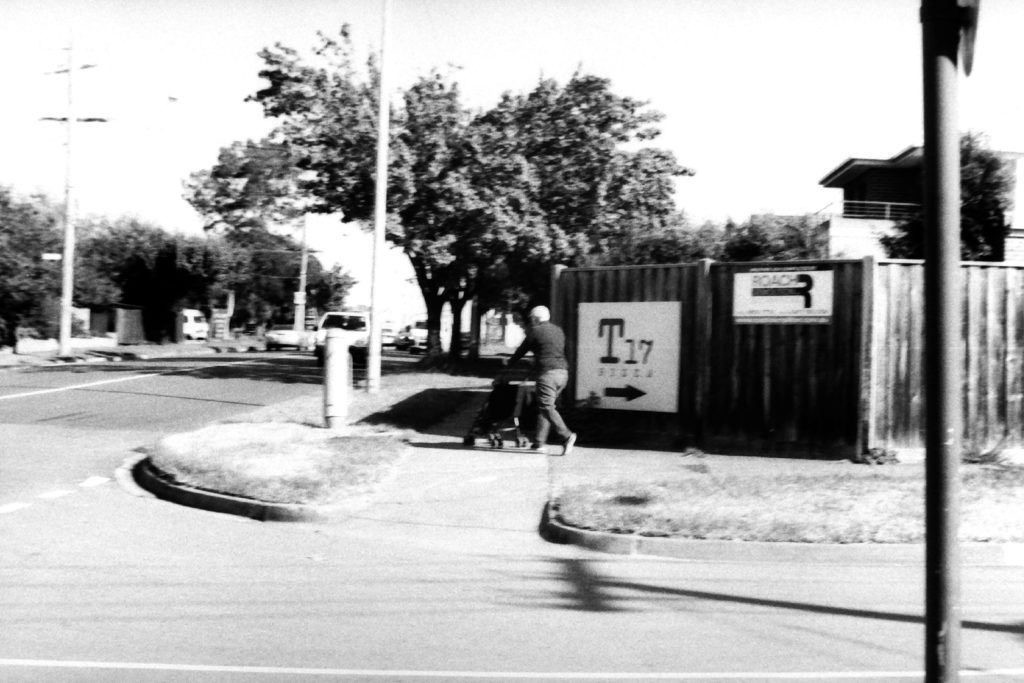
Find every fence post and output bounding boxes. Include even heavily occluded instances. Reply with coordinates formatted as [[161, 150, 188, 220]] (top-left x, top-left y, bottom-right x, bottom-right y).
[[694, 259, 714, 447], [550, 264, 567, 323], [858, 256, 877, 458], [551, 264, 572, 402]]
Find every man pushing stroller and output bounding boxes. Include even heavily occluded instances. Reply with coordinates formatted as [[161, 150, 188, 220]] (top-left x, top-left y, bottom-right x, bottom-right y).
[[503, 306, 577, 456]]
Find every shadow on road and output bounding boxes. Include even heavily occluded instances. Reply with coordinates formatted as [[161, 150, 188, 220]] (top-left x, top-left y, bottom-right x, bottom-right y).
[[544, 557, 1024, 639]]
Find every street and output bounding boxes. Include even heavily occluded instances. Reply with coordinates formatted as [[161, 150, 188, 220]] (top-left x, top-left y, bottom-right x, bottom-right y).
[[1, 353, 1023, 682]]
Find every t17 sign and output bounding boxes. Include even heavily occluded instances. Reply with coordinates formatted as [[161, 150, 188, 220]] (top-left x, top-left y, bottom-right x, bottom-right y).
[[575, 302, 681, 413]]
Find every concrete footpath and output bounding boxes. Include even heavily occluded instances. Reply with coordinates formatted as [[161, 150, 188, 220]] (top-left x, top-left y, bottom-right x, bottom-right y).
[[132, 387, 1024, 568]]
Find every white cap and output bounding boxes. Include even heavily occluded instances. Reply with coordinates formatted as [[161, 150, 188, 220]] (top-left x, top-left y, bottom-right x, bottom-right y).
[[529, 305, 550, 322]]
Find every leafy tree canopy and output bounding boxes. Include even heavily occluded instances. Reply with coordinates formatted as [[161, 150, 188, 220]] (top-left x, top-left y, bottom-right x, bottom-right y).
[[190, 26, 693, 355], [881, 132, 1013, 261], [0, 187, 62, 343]]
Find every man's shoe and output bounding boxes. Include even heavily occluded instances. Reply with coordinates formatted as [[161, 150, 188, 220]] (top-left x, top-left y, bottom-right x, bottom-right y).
[[561, 433, 577, 456]]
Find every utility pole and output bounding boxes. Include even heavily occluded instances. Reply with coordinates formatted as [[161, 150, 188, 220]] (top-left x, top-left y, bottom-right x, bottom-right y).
[[293, 214, 309, 335], [41, 40, 106, 357], [367, 0, 392, 394], [920, 1, 978, 680]]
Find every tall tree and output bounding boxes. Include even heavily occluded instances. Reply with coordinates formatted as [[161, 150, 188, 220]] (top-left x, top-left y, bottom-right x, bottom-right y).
[[880, 132, 1013, 261], [600, 220, 722, 266], [184, 135, 357, 325], [503, 74, 692, 254], [469, 73, 693, 308], [184, 139, 308, 240], [721, 214, 829, 262], [241, 29, 692, 356], [0, 188, 62, 344], [76, 219, 242, 340]]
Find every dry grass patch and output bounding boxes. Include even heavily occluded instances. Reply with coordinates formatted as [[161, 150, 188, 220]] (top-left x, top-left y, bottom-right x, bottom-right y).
[[153, 423, 406, 505], [554, 464, 1024, 544]]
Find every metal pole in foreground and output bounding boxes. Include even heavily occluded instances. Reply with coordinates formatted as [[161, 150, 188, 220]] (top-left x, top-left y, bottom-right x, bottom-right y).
[[367, 0, 392, 394], [921, 1, 967, 679]]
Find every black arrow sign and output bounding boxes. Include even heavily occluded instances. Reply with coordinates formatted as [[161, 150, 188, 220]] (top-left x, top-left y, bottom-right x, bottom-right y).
[[604, 385, 646, 401]]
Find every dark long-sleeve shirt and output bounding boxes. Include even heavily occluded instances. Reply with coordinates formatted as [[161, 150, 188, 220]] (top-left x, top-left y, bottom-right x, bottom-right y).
[[509, 321, 569, 372]]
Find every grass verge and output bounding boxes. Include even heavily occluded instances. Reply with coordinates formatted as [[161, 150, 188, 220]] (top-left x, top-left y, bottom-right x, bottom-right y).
[[554, 462, 1024, 543]]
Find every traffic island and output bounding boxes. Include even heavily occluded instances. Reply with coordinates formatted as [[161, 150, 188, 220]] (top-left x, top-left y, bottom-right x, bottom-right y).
[[136, 421, 410, 522], [133, 457, 327, 522]]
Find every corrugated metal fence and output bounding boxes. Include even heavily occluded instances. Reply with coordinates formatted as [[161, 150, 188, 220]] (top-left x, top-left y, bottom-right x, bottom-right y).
[[553, 258, 1024, 458]]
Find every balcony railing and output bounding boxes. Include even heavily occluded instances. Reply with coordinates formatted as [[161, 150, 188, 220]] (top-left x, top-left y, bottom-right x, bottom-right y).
[[840, 200, 921, 221]]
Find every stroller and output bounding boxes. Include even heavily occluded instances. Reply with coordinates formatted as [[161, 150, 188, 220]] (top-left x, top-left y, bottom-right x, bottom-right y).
[[463, 372, 537, 449]]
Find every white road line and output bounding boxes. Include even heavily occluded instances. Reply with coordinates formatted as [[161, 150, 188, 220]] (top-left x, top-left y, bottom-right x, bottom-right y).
[[0, 359, 261, 402], [0, 503, 31, 514], [79, 476, 110, 488], [0, 660, 1022, 680], [37, 489, 75, 500]]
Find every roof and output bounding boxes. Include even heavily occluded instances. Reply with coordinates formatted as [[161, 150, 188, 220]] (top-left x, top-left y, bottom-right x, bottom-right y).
[[820, 145, 1024, 189], [819, 146, 923, 188]]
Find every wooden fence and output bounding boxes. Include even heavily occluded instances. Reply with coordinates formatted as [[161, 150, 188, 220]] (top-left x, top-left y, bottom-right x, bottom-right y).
[[869, 260, 1024, 456], [552, 257, 1024, 459]]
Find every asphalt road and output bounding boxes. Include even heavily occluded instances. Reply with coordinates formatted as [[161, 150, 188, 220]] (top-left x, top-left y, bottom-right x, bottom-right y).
[[1, 352, 1023, 682]]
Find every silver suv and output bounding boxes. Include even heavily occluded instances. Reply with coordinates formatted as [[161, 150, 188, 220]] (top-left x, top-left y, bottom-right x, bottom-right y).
[[314, 311, 369, 366]]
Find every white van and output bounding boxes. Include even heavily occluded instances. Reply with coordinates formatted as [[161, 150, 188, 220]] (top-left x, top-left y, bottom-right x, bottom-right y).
[[314, 311, 369, 366], [181, 309, 209, 341], [396, 320, 429, 353]]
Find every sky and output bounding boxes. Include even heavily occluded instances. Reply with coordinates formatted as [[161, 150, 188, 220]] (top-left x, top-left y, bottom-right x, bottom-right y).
[[3, 0, 1024, 314]]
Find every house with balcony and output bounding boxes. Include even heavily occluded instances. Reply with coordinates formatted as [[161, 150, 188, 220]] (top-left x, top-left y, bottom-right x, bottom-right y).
[[817, 145, 1024, 260]]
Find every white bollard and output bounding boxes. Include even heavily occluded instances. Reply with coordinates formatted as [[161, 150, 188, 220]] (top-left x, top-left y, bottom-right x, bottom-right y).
[[323, 328, 350, 429]]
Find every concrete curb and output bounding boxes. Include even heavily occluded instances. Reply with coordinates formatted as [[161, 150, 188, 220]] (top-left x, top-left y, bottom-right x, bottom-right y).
[[0, 340, 268, 370], [541, 502, 1024, 566], [132, 457, 326, 523]]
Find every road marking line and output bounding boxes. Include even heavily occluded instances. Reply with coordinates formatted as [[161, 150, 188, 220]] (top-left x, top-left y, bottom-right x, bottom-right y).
[[37, 489, 75, 500], [1, 660, 1022, 679], [0, 503, 31, 514], [79, 476, 110, 487], [0, 359, 261, 402]]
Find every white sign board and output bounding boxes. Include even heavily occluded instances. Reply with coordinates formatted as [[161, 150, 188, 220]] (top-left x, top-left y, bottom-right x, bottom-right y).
[[733, 266, 834, 324], [575, 302, 681, 413]]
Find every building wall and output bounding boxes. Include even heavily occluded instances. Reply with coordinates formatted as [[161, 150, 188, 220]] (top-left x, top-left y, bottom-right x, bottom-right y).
[[824, 216, 897, 259]]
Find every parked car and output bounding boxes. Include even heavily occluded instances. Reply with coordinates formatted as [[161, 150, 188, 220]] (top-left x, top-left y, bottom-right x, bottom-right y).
[[180, 309, 209, 341], [314, 311, 369, 366], [396, 320, 429, 353], [264, 324, 314, 351]]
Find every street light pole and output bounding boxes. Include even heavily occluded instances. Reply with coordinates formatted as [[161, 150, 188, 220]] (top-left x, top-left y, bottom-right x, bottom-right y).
[[920, 1, 978, 680], [367, 0, 392, 394]]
